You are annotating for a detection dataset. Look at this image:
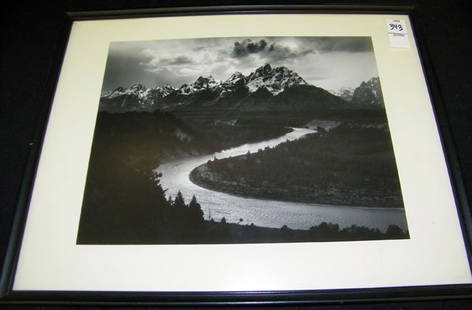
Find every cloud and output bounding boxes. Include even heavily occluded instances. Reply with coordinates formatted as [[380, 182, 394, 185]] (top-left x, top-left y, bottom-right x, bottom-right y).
[[232, 39, 268, 57], [231, 38, 314, 63], [139, 53, 196, 72], [266, 44, 314, 62], [159, 55, 195, 66], [102, 37, 377, 92], [312, 37, 373, 53]]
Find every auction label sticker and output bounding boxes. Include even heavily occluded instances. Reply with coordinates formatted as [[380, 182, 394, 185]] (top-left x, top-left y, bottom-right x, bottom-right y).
[[386, 19, 410, 48]]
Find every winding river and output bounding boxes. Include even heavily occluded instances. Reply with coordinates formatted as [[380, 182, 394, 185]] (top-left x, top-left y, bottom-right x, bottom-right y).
[[156, 128, 408, 231]]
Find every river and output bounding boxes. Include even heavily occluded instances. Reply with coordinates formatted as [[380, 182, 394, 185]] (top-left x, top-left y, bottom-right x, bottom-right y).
[[156, 128, 408, 231]]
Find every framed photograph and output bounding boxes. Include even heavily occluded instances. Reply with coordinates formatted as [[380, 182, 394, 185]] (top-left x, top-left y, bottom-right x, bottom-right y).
[[1, 4, 471, 305]]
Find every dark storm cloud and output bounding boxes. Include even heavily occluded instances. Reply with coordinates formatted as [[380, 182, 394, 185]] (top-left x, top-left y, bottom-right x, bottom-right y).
[[231, 39, 314, 62], [232, 39, 268, 57], [313, 37, 373, 53]]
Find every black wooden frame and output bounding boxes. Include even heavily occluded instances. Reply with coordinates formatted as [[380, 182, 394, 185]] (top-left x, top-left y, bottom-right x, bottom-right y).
[[1, 4, 471, 306]]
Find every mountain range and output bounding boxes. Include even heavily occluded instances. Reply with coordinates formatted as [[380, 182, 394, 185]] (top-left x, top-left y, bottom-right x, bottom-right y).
[[329, 77, 384, 106], [100, 64, 384, 113]]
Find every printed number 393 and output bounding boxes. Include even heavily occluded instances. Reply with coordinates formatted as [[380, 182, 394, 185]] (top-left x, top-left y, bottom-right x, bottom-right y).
[[389, 23, 404, 32]]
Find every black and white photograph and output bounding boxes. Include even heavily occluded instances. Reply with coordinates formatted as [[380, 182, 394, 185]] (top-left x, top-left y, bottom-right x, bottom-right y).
[[77, 36, 409, 244]]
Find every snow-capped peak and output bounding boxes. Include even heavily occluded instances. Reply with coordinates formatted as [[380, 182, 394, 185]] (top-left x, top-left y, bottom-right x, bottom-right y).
[[225, 72, 246, 84], [179, 76, 221, 95], [105, 86, 125, 99], [105, 84, 149, 99], [193, 76, 219, 88], [152, 84, 176, 97], [130, 83, 146, 92], [251, 63, 273, 78], [246, 64, 307, 95]]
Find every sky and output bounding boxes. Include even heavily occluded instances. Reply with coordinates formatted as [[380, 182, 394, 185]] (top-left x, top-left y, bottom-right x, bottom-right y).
[[101, 36, 379, 93]]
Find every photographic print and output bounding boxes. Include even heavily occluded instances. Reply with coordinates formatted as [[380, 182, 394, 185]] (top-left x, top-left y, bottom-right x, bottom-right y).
[[77, 36, 409, 244]]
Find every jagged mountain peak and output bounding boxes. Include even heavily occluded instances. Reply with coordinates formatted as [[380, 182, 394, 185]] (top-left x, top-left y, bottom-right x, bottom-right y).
[[351, 76, 384, 106], [130, 83, 146, 91], [223, 72, 247, 86], [159, 84, 176, 90], [247, 64, 307, 95], [194, 75, 217, 86], [255, 63, 272, 74], [329, 87, 355, 102], [226, 71, 245, 81], [151, 84, 176, 98], [113, 86, 125, 92], [249, 63, 273, 79], [178, 76, 219, 95], [249, 64, 300, 79], [363, 77, 380, 88], [154, 84, 176, 92], [106, 84, 148, 100]]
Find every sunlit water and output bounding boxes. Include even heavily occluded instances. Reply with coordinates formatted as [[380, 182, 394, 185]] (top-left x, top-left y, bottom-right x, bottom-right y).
[[156, 128, 407, 231]]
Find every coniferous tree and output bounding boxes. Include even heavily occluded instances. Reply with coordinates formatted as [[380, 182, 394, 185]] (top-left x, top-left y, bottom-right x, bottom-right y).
[[188, 195, 204, 227], [189, 195, 199, 208], [174, 191, 186, 209]]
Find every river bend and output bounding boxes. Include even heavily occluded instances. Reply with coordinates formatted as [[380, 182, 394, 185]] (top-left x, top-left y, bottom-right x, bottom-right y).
[[156, 128, 407, 231]]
